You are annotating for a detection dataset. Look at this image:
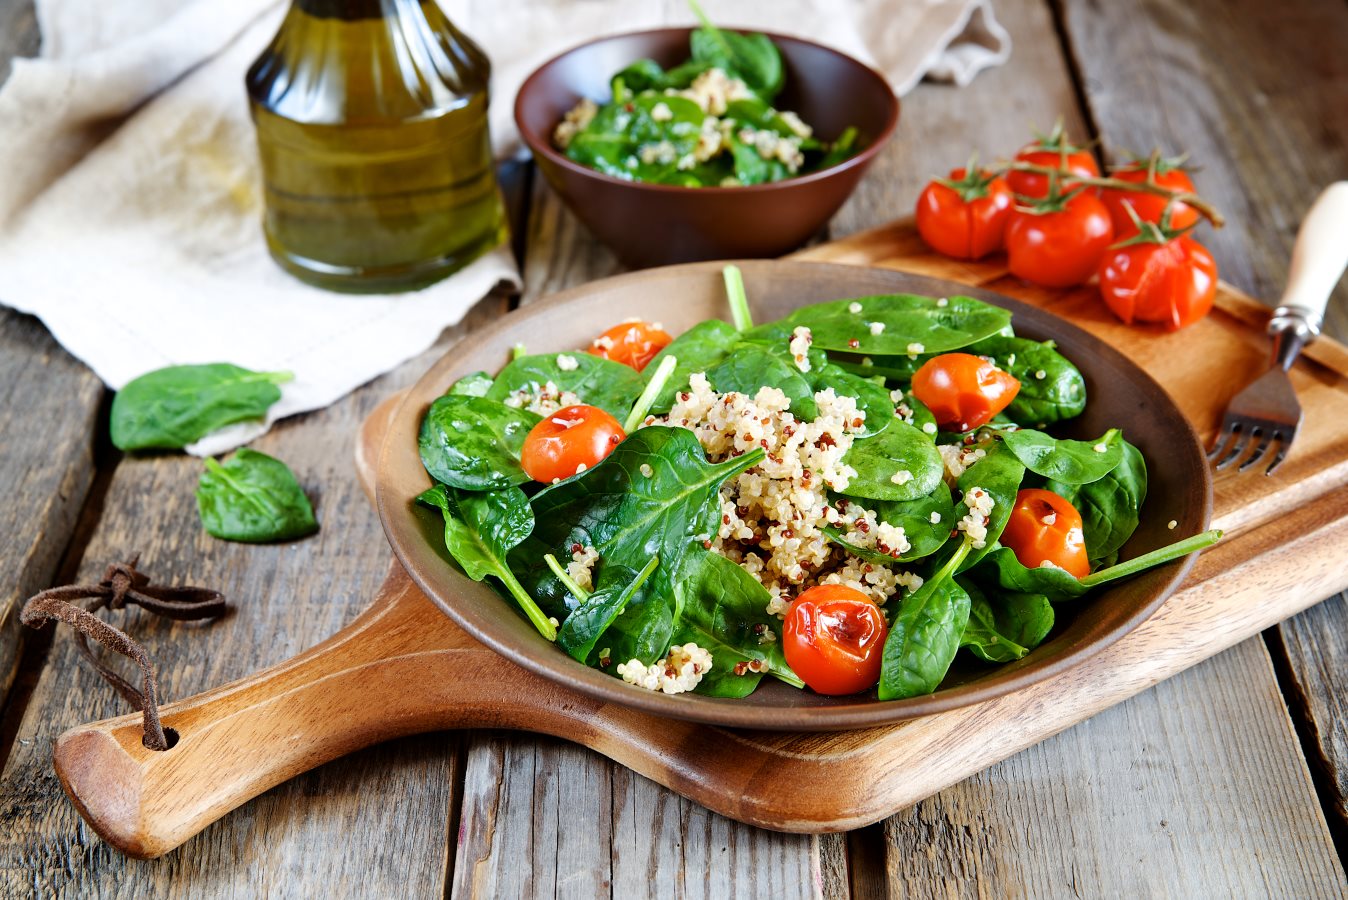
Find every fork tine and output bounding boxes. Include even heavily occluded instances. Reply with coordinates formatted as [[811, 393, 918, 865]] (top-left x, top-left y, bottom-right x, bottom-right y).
[[1264, 431, 1292, 476], [1215, 424, 1253, 469], [1238, 431, 1274, 472], [1208, 419, 1239, 461]]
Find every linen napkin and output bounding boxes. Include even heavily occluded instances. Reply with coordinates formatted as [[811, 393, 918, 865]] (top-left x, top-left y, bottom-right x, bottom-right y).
[[0, 0, 1010, 454]]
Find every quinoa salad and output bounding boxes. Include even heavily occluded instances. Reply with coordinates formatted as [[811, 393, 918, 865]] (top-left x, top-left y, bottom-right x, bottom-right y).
[[552, 6, 859, 187], [416, 266, 1220, 701]]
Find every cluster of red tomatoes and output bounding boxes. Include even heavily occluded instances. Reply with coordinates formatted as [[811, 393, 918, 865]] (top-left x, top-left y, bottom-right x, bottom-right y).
[[915, 125, 1222, 331]]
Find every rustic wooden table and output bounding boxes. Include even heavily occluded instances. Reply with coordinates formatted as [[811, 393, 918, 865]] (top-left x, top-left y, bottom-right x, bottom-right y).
[[2, 1, 1346, 896]]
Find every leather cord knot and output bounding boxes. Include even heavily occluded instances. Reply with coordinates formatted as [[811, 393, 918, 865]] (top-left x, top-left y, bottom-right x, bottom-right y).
[[20, 555, 226, 750]]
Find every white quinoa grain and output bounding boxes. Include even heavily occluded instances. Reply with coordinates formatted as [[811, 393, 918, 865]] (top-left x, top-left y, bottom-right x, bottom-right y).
[[1035, 369, 1047, 380], [869, 321, 886, 336], [922, 422, 938, 435], [849, 301, 863, 314], [890, 469, 914, 485], [929, 511, 942, 524], [906, 342, 925, 356], [639, 463, 654, 477], [556, 353, 579, 371], [1167, 519, 1178, 530], [937, 297, 949, 307], [1093, 442, 1108, 453]]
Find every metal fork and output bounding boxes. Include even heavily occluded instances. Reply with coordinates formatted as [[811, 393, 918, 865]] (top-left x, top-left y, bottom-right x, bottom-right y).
[[1211, 182, 1348, 475]]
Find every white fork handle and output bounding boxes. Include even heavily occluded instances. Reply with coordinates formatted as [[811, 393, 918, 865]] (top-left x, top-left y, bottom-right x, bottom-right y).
[[1270, 181, 1348, 338]]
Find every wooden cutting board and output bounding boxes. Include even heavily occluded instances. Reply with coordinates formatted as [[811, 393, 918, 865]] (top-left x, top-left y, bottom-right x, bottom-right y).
[[50, 221, 1348, 859]]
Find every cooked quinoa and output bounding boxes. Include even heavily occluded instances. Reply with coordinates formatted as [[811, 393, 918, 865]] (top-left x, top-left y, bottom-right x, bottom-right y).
[[617, 642, 713, 694], [502, 380, 581, 416], [566, 544, 600, 591]]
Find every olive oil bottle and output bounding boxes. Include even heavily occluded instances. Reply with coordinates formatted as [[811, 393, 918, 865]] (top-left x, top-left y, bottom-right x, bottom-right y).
[[246, 0, 506, 293]]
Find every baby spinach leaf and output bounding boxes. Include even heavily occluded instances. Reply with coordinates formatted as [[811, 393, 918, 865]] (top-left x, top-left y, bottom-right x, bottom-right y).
[[611, 58, 711, 98], [1047, 438, 1148, 561], [975, 546, 1088, 600], [877, 540, 973, 700], [968, 335, 1086, 426], [646, 319, 743, 414], [818, 126, 859, 169], [1000, 428, 1122, 484], [724, 98, 812, 143], [419, 395, 540, 491], [486, 351, 644, 420], [728, 134, 793, 185], [111, 363, 292, 451], [674, 550, 802, 697], [687, 9, 784, 98], [959, 581, 1054, 663], [449, 371, 494, 397], [705, 343, 817, 420], [514, 426, 764, 634], [751, 294, 1011, 357], [417, 483, 555, 640], [840, 421, 944, 502], [824, 483, 956, 565], [950, 441, 1028, 571], [558, 557, 659, 663], [196, 448, 317, 543]]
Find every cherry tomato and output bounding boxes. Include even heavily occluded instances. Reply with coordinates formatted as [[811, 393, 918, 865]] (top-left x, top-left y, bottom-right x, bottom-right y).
[[1102, 159, 1199, 237], [588, 320, 673, 371], [1005, 192, 1114, 288], [1001, 489, 1090, 579], [781, 585, 889, 695], [915, 168, 1015, 260], [1006, 132, 1100, 199], [911, 353, 1021, 433], [519, 404, 625, 484], [1098, 235, 1218, 331]]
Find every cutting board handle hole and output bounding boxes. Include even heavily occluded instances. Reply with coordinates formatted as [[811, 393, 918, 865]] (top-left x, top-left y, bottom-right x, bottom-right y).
[[142, 727, 180, 751]]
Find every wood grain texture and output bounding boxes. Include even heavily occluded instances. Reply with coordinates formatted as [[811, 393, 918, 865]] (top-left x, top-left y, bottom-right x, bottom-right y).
[[0, 299, 504, 896], [1060, 0, 1348, 845]]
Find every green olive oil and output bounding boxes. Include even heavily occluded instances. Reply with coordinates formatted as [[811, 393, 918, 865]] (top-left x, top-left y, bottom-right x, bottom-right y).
[[246, 0, 506, 293]]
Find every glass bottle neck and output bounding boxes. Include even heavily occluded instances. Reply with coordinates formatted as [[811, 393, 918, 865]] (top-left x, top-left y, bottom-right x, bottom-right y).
[[296, 0, 405, 21]]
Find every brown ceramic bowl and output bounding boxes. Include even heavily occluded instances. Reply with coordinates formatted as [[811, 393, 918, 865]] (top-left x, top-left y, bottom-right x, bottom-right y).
[[378, 261, 1212, 731], [514, 29, 899, 268]]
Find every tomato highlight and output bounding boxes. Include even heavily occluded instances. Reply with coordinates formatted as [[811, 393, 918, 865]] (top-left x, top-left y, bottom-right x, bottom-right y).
[[911, 353, 1021, 433], [520, 404, 626, 484], [781, 584, 889, 695]]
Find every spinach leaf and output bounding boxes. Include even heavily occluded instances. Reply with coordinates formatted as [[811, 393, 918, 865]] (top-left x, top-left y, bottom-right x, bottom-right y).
[[951, 442, 1027, 570], [674, 550, 802, 697], [824, 482, 956, 565], [417, 484, 555, 640], [749, 294, 1011, 357], [111, 363, 292, 451], [706, 343, 817, 420], [611, 58, 711, 98], [448, 371, 493, 397], [646, 319, 743, 414], [513, 426, 764, 641], [419, 394, 540, 491], [1047, 438, 1148, 562], [196, 448, 317, 543], [687, 5, 784, 99], [567, 94, 707, 182], [724, 98, 815, 145], [558, 557, 659, 663], [877, 540, 973, 700], [1000, 428, 1122, 484], [967, 335, 1085, 426], [818, 126, 860, 169], [959, 581, 1054, 663], [728, 134, 793, 185], [486, 351, 645, 420], [975, 546, 1088, 600], [840, 421, 943, 502]]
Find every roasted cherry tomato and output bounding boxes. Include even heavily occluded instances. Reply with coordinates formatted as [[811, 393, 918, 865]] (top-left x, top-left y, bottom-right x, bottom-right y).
[[915, 167, 1015, 260], [1102, 155, 1199, 237], [911, 353, 1021, 433], [1001, 488, 1090, 579], [519, 404, 625, 484], [588, 320, 673, 371], [1005, 192, 1114, 288], [1006, 126, 1100, 199], [782, 585, 889, 695], [1098, 234, 1218, 331]]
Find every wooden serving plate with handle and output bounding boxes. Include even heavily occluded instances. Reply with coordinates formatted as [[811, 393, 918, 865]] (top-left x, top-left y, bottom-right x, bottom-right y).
[[49, 228, 1348, 860]]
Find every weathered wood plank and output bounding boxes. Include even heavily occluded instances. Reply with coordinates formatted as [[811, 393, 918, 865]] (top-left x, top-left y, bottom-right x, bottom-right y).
[[0, 299, 506, 897], [1060, 0, 1348, 843]]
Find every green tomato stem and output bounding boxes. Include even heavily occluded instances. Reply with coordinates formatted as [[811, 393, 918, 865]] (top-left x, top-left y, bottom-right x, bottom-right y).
[[723, 265, 754, 331], [499, 566, 558, 641], [1080, 529, 1222, 588], [544, 552, 591, 603], [624, 355, 678, 432], [1002, 161, 1225, 228]]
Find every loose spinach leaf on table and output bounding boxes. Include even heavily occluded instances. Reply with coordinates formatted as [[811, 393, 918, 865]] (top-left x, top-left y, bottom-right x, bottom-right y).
[[419, 394, 540, 491], [840, 421, 943, 502], [967, 335, 1086, 426], [999, 427, 1123, 484], [705, 342, 818, 420], [557, 557, 659, 663], [824, 482, 957, 565], [674, 550, 802, 698], [877, 540, 973, 700], [448, 371, 494, 397], [1046, 438, 1148, 562], [111, 363, 292, 451], [513, 426, 765, 653], [417, 483, 555, 639], [746, 294, 1012, 357], [959, 580, 1054, 663], [196, 448, 317, 543], [645, 319, 743, 414], [486, 351, 645, 420]]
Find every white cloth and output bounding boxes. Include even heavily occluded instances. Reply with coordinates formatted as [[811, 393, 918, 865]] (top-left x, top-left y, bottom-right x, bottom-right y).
[[0, 0, 1010, 454]]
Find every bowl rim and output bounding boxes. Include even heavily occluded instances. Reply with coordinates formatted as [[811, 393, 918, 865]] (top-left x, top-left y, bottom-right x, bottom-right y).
[[376, 260, 1214, 732], [513, 26, 901, 195]]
